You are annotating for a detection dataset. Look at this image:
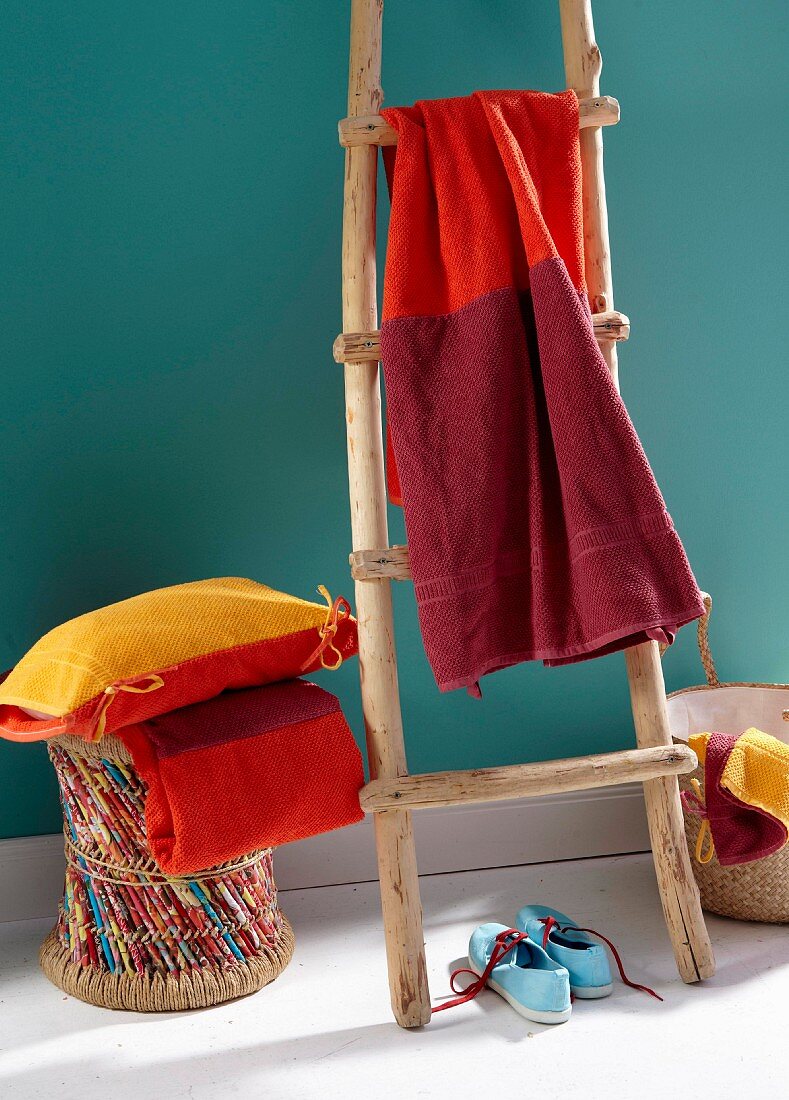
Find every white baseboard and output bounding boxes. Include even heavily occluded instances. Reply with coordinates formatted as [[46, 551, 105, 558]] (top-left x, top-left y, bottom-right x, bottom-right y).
[[0, 832, 70, 924], [0, 784, 649, 924]]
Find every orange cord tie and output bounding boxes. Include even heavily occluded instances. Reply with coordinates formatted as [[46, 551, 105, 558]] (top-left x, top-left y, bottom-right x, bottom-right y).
[[89, 674, 165, 742], [682, 777, 716, 864], [300, 586, 352, 672]]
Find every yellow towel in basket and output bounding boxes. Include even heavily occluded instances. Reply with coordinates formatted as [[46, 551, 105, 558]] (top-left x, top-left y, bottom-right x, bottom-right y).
[[690, 728, 789, 833]]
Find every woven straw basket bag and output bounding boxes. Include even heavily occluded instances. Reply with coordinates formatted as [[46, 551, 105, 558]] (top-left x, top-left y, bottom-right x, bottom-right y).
[[666, 594, 789, 923], [41, 733, 295, 1011]]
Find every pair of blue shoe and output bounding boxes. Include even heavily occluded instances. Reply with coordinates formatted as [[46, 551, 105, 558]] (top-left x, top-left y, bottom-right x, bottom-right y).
[[459, 906, 614, 1025]]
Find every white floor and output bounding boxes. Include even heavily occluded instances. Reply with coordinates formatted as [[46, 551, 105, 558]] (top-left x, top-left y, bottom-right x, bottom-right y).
[[1, 853, 787, 1100]]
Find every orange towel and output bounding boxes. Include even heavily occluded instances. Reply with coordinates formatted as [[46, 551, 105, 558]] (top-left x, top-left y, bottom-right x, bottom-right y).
[[121, 680, 365, 875]]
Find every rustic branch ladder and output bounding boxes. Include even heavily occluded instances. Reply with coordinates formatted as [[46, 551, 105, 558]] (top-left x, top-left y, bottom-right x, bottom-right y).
[[337, 0, 715, 1028]]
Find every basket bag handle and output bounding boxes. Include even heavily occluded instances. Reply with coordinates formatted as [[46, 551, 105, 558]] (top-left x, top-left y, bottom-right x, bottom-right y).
[[696, 592, 719, 688], [691, 594, 788, 719], [659, 591, 719, 686]]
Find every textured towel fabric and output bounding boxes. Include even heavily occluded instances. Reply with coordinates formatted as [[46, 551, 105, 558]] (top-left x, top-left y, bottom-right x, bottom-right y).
[[380, 90, 704, 694], [120, 680, 365, 875], [0, 578, 357, 742], [689, 729, 789, 865]]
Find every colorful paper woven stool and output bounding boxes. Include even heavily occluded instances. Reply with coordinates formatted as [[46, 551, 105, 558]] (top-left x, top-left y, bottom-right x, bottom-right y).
[[40, 733, 294, 1011]]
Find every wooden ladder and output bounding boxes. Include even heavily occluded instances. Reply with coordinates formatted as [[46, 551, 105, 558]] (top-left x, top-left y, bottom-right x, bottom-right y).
[[337, 0, 715, 1029]]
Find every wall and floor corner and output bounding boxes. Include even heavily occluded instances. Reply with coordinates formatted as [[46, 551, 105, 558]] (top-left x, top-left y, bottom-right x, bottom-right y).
[[1, 3, 786, 909]]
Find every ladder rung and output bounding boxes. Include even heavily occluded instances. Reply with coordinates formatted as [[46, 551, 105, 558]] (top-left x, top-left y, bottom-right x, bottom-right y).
[[360, 744, 697, 812], [592, 310, 630, 341], [334, 310, 630, 365], [350, 545, 410, 581], [339, 95, 620, 148]]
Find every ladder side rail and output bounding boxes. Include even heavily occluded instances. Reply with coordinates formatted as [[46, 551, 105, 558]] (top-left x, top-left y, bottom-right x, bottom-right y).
[[341, 0, 431, 1027], [559, 0, 715, 982]]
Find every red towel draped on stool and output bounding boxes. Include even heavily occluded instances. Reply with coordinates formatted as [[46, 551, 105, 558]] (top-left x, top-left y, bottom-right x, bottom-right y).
[[380, 90, 704, 695], [120, 679, 365, 875]]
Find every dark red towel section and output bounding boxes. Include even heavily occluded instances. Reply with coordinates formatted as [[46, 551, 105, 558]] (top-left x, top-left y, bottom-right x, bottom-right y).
[[380, 90, 704, 694], [120, 679, 365, 875], [699, 732, 787, 866]]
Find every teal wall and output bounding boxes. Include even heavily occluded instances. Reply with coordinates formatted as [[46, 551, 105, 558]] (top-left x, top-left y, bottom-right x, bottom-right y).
[[2, 2, 786, 838]]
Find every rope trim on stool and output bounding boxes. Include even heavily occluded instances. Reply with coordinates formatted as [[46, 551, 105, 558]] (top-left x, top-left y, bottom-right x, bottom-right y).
[[40, 917, 295, 1012]]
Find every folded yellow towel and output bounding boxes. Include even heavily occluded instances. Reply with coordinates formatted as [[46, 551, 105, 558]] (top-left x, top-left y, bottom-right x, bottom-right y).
[[689, 728, 789, 832]]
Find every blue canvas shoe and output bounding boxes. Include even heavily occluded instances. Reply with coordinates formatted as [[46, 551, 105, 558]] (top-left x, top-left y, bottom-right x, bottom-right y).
[[433, 923, 571, 1023], [516, 905, 614, 999]]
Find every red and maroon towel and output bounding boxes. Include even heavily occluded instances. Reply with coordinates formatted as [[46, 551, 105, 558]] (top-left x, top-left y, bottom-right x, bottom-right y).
[[120, 679, 365, 875], [380, 90, 704, 694], [684, 732, 788, 866]]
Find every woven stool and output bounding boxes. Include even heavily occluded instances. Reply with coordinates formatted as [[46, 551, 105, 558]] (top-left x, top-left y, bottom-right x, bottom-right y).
[[41, 733, 294, 1011]]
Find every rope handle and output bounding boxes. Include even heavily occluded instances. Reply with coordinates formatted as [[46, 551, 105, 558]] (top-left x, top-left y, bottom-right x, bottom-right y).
[[659, 590, 719, 687], [696, 592, 719, 687]]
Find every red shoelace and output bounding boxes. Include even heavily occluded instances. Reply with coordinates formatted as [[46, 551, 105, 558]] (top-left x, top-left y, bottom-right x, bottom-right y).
[[432, 928, 530, 1014], [538, 915, 662, 1002], [432, 919, 662, 1015]]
